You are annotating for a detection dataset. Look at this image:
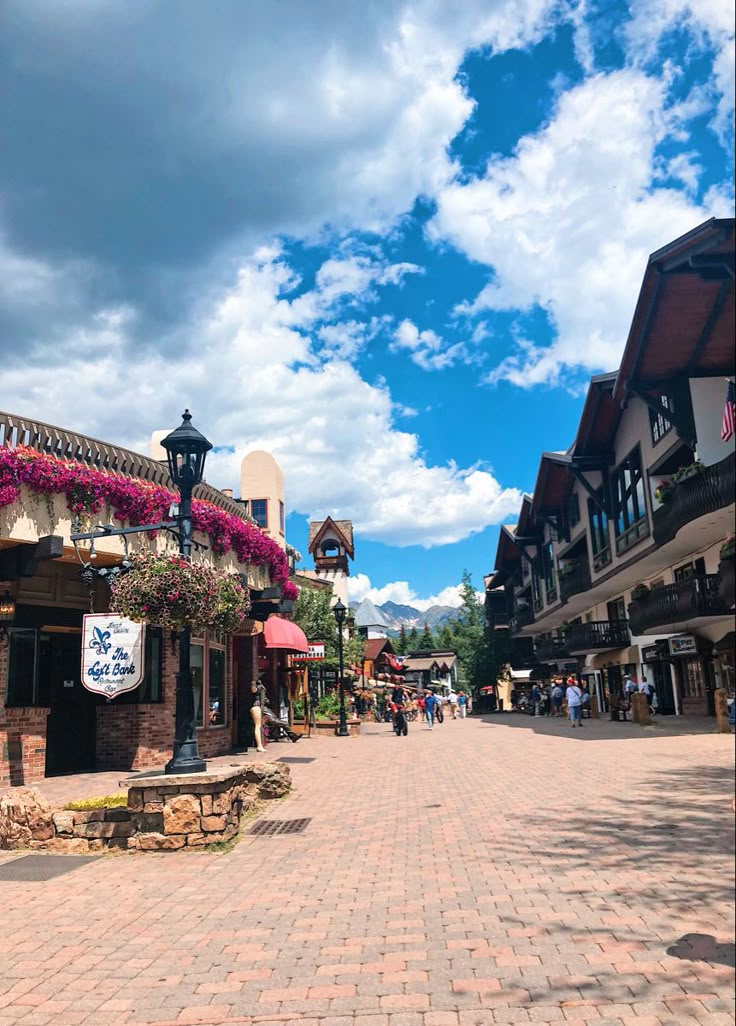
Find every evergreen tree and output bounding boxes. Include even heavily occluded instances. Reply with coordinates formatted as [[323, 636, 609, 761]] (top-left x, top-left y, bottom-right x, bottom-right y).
[[293, 583, 363, 669], [437, 621, 456, 651], [420, 620, 435, 649], [407, 625, 420, 652], [396, 623, 408, 655]]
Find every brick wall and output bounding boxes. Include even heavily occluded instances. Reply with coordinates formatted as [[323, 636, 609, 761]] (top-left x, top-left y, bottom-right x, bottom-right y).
[[96, 636, 235, 771], [1, 643, 50, 787]]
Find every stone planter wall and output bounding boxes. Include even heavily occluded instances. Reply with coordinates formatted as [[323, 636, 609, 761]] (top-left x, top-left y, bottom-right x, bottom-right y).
[[0, 761, 290, 853], [301, 718, 361, 737]]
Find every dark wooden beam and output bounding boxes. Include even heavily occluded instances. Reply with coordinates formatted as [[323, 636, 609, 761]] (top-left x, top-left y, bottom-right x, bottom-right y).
[[687, 278, 733, 372], [569, 467, 611, 517], [628, 386, 696, 448], [0, 535, 64, 580]]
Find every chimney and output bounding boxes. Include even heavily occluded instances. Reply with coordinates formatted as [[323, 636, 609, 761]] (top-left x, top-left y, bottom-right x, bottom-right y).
[[221, 488, 234, 498]]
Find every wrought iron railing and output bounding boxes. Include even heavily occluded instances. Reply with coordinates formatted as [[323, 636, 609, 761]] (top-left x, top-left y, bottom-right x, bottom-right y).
[[566, 619, 630, 652], [653, 451, 735, 546], [534, 635, 570, 661], [559, 561, 592, 603], [0, 409, 254, 523], [510, 606, 535, 633], [719, 556, 735, 611], [628, 575, 730, 635]]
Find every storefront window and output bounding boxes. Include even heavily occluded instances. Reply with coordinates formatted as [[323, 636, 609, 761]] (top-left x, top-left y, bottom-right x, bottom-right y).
[[6, 629, 36, 706], [192, 643, 205, 726], [208, 647, 226, 726], [681, 657, 706, 699]]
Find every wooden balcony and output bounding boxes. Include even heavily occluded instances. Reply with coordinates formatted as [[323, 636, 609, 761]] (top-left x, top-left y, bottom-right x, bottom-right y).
[[534, 635, 570, 662], [566, 619, 630, 654], [652, 451, 735, 546], [559, 561, 592, 603], [629, 575, 731, 635], [719, 555, 735, 610], [509, 606, 535, 633]]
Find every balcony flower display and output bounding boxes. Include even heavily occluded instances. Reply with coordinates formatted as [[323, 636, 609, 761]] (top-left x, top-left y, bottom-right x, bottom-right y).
[[672, 459, 705, 483], [631, 582, 650, 601], [0, 446, 296, 598], [110, 553, 251, 631], [654, 480, 674, 504], [720, 534, 736, 559], [516, 598, 530, 611], [558, 561, 580, 578]]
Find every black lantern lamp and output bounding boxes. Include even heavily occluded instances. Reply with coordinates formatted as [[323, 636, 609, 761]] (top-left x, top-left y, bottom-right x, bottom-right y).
[[332, 599, 349, 737], [161, 409, 213, 502], [161, 410, 213, 775], [0, 589, 16, 644]]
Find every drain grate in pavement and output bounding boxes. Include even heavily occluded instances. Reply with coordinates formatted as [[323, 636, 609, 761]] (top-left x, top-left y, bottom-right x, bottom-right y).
[[248, 818, 312, 836], [0, 855, 99, 882], [277, 757, 316, 764]]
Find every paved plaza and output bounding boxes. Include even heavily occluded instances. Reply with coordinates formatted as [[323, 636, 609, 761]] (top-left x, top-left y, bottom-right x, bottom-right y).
[[0, 715, 734, 1026]]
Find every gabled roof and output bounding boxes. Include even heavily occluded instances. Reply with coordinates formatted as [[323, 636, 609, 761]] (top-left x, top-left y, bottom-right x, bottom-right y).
[[364, 637, 394, 661], [572, 373, 618, 458], [530, 451, 573, 518], [353, 597, 390, 629], [402, 656, 440, 672], [307, 517, 355, 558], [615, 218, 734, 399]]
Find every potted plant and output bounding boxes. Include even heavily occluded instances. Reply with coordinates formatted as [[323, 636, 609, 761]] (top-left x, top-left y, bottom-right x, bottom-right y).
[[654, 480, 674, 504], [516, 598, 530, 611], [110, 553, 251, 631], [720, 534, 736, 559], [558, 561, 580, 579], [631, 582, 650, 601], [673, 459, 705, 484]]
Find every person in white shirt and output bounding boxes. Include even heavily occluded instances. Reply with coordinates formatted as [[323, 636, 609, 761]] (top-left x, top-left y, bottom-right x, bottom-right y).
[[448, 692, 459, 719], [566, 678, 584, 727]]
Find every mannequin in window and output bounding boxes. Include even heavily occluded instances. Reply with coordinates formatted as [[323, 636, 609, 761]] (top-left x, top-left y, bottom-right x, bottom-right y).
[[251, 676, 301, 744]]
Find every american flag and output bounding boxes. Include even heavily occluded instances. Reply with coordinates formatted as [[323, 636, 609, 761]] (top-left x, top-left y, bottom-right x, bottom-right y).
[[722, 380, 736, 442]]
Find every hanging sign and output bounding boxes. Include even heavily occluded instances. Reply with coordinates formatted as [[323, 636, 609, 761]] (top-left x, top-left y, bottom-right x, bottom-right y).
[[668, 635, 697, 657], [296, 643, 325, 662], [81, 614, 146, 698]]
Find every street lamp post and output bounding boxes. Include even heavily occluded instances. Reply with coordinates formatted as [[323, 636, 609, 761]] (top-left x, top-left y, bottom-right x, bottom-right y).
[[332, 599, 349, 737], [161, 410, 213, 774]]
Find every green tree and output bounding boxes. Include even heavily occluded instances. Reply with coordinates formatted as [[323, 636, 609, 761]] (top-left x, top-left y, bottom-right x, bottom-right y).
[[451, 569, 512, 702], [437, 621, 457, 651], [292, 584, 363, 670], [395, 623, 408, 655], [419, 620, 435, 649], [407, 625, 420, 652]]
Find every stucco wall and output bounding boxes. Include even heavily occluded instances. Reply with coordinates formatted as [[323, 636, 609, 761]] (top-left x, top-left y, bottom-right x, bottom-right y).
[[690, 377, 736, 467]]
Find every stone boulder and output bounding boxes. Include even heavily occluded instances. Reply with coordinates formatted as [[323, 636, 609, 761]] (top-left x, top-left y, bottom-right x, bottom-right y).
[[0, 788, 54, 849], [243, 762, 291, 800]]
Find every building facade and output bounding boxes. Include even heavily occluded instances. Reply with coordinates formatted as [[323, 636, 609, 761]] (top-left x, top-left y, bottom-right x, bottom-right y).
[[488, 218, 735, 718], [0, 412, 303, 786]]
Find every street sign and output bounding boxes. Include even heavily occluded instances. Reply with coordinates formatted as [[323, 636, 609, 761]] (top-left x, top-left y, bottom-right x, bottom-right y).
[[299, 643, 325, 661], [81, 614, 146, 698], [668, 635, 697, 656]]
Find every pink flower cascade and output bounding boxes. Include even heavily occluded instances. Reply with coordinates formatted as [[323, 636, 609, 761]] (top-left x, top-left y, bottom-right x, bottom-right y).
[[0, 447, 298, 597]]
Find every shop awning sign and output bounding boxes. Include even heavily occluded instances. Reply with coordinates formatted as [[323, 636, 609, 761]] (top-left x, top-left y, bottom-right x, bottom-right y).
[[668, 635, 697, 657], [81, 614, 146, 698], [299, 643, 325, 662]]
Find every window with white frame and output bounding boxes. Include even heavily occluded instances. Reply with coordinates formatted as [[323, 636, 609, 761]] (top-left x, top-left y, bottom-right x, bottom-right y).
[[191, 631, 227, 728]]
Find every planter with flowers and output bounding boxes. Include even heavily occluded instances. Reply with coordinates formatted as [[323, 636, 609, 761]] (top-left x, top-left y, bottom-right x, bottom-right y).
[[109, 553, 251, 632], [654, 480, 674, 504], [718, 535, 735, 610], [631, 582, 650, 601], [672, 459, 705, 484], [558, 561, 580, 579]]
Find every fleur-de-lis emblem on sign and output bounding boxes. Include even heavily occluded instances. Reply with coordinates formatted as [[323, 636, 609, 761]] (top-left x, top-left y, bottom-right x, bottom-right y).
[[89, 626, 111, 655]]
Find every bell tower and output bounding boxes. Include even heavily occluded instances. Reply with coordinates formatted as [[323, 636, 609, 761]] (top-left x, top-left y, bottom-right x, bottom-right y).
[[307, 517, 354, 605]]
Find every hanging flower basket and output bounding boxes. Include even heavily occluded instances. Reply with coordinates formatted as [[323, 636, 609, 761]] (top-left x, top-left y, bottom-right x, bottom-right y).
[[654, 480, 674, 504], [110, 553, 251, 631], [631, 583, 650, 601]]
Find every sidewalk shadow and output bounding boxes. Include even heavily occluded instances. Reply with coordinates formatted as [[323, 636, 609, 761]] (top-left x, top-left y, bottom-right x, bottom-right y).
[[476, 711, 725, 739]]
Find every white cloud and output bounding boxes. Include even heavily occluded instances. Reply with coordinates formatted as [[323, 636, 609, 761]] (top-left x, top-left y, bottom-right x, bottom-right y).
[[431, 68, 733, 388], [390, 317, 469, 371], [1, 246, 522, 549], [347, 573, 463, 611], [624, 0, 735, 141]]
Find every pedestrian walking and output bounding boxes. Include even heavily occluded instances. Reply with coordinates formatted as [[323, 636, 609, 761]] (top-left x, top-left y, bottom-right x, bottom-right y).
[[566, 677, 584, 727], [581, 683, 592, 718], [457, 691, 468, 718], [551, 681, 564, 716], [530, 684, 541, 716], [449, 691, 459, 719], [435, 693, 444, 723], [424, 689, 437, 729]]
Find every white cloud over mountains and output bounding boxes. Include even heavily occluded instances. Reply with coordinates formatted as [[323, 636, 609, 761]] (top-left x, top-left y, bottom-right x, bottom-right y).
[[347, 574, 463, 611]]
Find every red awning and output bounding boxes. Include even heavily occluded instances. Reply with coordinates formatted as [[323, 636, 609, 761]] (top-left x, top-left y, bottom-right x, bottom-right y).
[[263, 616, 310, 654]]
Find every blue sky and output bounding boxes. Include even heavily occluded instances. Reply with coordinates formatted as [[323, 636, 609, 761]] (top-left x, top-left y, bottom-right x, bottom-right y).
[[0, 0, 733, 610]]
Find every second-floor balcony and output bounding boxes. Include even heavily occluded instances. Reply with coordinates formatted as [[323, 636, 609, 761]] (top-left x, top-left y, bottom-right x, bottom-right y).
[[719, 554, 735, 610], [558, 560, 592, 603], [510, 605, 535, 632], [653, 451, 735, 547], [534, 635, 570, 662], [566, 619, 630, 654], [628, 574, 731, 635]]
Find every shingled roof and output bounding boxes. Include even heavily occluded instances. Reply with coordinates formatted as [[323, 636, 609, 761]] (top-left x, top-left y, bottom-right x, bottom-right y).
[[307, 517, 355, 557], [353, 597, 390, 629]]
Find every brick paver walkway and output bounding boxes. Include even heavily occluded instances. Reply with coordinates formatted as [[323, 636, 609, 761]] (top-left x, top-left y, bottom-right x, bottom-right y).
[[1, 715, 734, 1026]]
